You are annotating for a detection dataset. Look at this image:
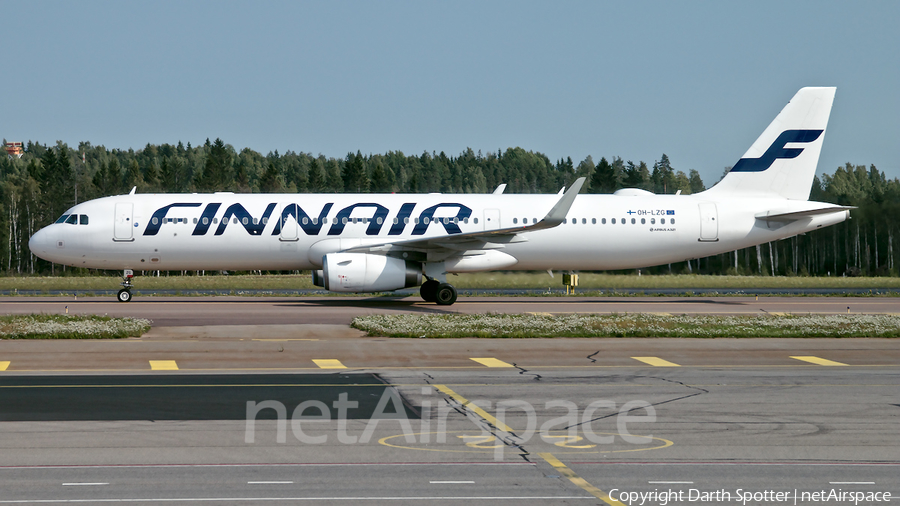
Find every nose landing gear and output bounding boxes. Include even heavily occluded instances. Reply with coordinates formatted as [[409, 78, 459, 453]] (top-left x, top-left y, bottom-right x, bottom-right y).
[[117, 269, 134, 302]]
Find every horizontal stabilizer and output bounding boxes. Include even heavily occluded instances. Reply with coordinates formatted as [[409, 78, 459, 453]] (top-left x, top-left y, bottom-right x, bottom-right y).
[[756, 205, 854, 222]]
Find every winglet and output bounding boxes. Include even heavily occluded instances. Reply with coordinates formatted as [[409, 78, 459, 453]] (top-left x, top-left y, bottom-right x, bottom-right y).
[[527, 177, 585, 231], [492, 184, 507, 195]]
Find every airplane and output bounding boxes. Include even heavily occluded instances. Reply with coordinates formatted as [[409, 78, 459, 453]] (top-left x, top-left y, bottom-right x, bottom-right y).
[[29, 87, 850, 305]]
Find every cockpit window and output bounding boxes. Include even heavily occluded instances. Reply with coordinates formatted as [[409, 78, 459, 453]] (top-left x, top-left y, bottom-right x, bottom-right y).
[[79, 215, 89, 225], [65, 215, 78, 225], [55, 214, 70, 224]]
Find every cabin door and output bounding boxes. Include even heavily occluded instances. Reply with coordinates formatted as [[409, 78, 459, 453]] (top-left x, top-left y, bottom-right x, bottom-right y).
[[484, 209, 501, 231], [279, 203, 299, 241], [113, 203, 134, 241], [698, 203, 718, 242]]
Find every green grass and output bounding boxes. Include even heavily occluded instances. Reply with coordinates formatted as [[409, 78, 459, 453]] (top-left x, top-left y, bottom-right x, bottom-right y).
[[0, 314, 152, 339], [352, 313, 900, 338], [1, 272, 899, 294]]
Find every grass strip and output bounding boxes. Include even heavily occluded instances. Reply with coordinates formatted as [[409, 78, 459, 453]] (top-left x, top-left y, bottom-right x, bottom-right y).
[[0, 314, 151, 339], [351, 313, 900, 338], [4, 273, 900, 293]]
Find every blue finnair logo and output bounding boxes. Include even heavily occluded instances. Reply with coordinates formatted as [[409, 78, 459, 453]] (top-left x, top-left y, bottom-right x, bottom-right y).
[[730, 129, 823, 173], [143, 201, 473, 237]]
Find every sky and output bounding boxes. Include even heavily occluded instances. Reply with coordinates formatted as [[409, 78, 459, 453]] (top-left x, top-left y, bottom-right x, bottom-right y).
[[2, 1, 898, 187]]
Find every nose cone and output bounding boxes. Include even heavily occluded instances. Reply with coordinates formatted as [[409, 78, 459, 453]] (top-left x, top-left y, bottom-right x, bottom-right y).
[[28, 227, 52, 260]]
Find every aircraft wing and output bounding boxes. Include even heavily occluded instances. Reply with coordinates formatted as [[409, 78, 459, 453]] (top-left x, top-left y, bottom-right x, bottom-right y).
[[344, 177, 585, 259]]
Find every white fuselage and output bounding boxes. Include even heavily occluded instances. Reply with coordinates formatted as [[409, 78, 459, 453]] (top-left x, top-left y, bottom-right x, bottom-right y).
[[29, 191, 848, 273]]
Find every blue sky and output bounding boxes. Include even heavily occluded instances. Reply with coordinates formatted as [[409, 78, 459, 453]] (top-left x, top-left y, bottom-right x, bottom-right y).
[[3, 1, 898, 186]]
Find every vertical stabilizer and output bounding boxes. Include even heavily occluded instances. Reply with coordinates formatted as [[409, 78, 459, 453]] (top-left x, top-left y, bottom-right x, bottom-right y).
[[705, 87, 835, 201]]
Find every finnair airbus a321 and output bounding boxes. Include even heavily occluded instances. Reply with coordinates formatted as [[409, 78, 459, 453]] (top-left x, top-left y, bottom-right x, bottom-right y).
[[30, 87, 850, 305]]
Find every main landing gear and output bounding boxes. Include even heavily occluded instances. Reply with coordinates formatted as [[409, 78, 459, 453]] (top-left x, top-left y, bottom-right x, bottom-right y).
[[420, 278, 457, 305], [117, 269, 134, 302]]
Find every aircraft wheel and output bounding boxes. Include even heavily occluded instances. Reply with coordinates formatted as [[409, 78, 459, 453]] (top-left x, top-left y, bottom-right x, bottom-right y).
[[117, 289, 133, 303], [420, 280, 439, 302], [435, 283, 458, 306]]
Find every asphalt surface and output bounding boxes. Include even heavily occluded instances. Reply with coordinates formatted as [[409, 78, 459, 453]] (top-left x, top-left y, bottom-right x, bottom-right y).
[[0, 296, 897, 504]]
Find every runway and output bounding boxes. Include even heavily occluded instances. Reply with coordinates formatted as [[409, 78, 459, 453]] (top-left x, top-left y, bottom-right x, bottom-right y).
[[0, 296, 898, 504]]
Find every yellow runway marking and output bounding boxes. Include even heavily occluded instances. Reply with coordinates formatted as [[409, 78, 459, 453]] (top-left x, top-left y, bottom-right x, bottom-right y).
[[433, 384, 514, 432], [632, 356, 680, 367], [312, 359, 347, 369], [149, 360, 179, 371], [790, 356, 847, 366], [0, 361, 9, 371], [470, 357, 514, 368], [538, 452, 625, 505]]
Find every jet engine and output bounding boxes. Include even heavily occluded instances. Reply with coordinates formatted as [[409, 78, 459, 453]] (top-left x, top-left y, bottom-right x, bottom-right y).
[[314, 253, 421, 292]]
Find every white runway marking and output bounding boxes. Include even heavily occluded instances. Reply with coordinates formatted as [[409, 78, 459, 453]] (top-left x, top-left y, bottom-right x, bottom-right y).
[[61, 482, 108, 486], [429, 481, 475, 484]]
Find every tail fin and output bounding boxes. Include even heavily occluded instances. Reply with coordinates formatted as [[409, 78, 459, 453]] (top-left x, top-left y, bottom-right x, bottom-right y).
[[705, 87, 835, 201]]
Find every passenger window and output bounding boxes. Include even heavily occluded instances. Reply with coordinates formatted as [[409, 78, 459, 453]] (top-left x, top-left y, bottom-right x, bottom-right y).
[[474, 218, 478, 224], [302, 217, 308, 225], [233, 217, 238, 224], [262, 217, 268, 224], [641, 218, 646, 224], [631, 218, 636, 224], [80, 215, 89, 225], [242, 217, 249, 225], [213, 218, 218, 224], [192, 218, 198, 224], [252, 218, 258, 225], [661, 218, 666, 224], [376, 217, 383, 224], [582, 218, 586, 224], [404, 217, 409, 224], [312, 217, 318, 224], [56, 214, 69, 224], [152, 217, 159, 225], [592, 218, 596, 224], [563, 219, 567, 224], [671, 218, 675, 225], [66, 215, 78, 225], [651, 218, 655, 224], [513, 218, 518, 224], [463, 218, 469, 224], [602, 218, 606, 224], [622, 218, 626, 225], [611, 218, 615, 224], [202, 217, 208, 225], [342, 217, 348, 224]]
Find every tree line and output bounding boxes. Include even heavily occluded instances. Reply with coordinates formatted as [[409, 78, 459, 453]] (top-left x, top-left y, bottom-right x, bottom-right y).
[[0, 138, 894, 277]]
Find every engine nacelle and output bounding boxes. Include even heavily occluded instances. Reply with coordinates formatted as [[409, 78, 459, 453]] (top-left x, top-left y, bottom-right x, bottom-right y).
[[320, 253, 422, 293]]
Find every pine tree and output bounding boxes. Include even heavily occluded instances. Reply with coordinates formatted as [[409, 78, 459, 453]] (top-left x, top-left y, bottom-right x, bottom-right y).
[[259, 162, 285, 192], [370, 161, 391, 192], [589, 157, 616, 193], [325, 159, 343, 192], [342, 151, 369, 193], [307, 158, 324, 192]]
